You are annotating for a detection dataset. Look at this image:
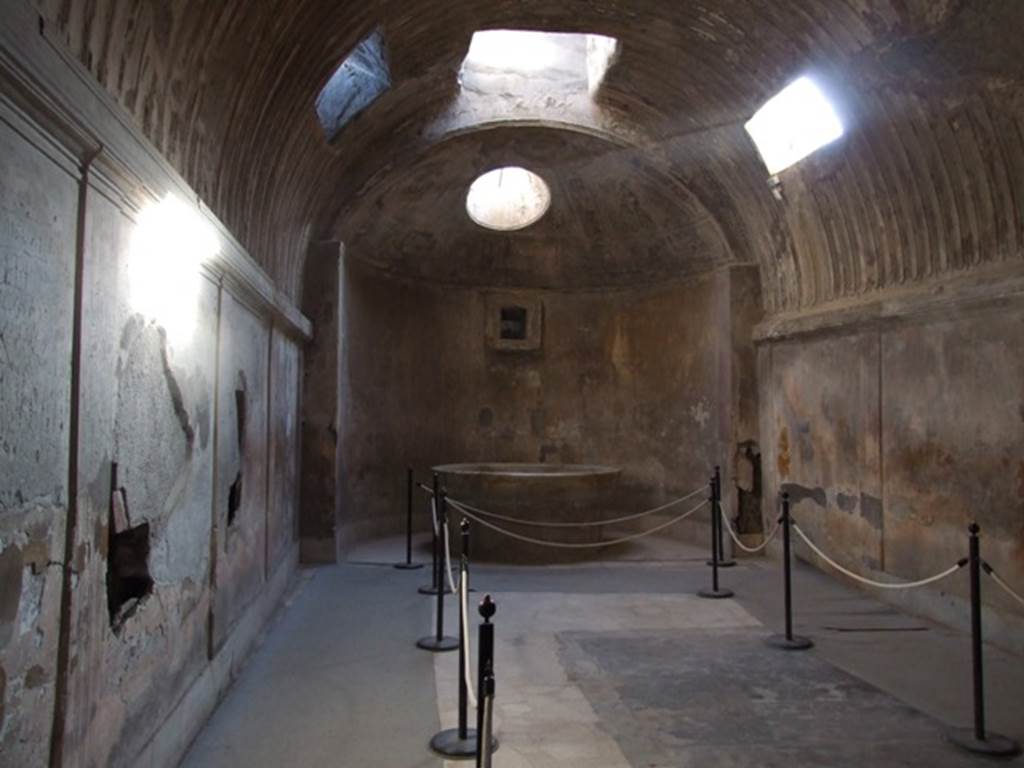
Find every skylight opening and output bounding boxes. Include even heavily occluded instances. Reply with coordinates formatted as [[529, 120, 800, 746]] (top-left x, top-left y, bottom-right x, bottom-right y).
[[316, 29, 390, 141], [466, 167, 551, 231], [459, 30, 619, 97], [744, 76, 844, 176]]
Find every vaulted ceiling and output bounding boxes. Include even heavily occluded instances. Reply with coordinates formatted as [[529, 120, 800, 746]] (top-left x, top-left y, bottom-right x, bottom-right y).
[[37, 0, 1024, 312]]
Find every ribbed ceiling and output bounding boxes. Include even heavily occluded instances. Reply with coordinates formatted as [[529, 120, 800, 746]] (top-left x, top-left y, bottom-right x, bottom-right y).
[[37, 0, 1024, 311]]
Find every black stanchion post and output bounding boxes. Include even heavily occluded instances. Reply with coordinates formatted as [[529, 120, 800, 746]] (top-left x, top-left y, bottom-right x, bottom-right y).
[[766, 492, 812, 650], [476, 595, 499, 766], [699, 473, 733, 599], [395, 467, 424, 570], [710, 466, 736, 568], [417, 481, 458, 652], [418, 473, 442, 594], [947, 523, 1020, 756], [430, 519, 480, 757]]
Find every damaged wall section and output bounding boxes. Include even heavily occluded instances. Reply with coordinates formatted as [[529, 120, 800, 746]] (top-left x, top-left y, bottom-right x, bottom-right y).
[[758, 296, 1024, 655], [0, 17, 309, 768]]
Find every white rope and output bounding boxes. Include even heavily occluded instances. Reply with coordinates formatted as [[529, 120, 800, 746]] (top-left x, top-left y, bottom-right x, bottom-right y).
[[442, 520, 459, 594], [445, 485, 707, 529], [792, 524, 965, 589], [719, 508, 782, 554], [448, 498, 708, 549], [986, 568, 1024, 609], [460, 571, 478, 708], [430, 498, 439, 537]]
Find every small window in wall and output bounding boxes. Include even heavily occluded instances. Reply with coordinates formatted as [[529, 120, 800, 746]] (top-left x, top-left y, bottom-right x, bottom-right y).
[[500, 306, 528, 340], [316, 28, 391, 141]]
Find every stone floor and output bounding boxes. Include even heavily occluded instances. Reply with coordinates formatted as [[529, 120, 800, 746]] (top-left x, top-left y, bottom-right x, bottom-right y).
[[181, 534, 1024, 767]]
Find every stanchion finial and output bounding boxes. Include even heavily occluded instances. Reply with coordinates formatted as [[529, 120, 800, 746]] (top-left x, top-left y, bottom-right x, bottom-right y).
[[479, 594, 496, 621]]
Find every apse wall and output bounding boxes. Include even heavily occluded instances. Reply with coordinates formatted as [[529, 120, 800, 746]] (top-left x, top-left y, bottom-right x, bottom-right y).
[[337, 259, 760, 553], [757, 270, 1024, 654], [0, 14, 307, 768]]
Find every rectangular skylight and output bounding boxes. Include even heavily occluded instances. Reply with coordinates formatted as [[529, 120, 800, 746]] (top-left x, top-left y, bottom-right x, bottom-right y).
[[460, 30, 618, 96], [316, 29, 391, 141], [744, 76, 844, 176]]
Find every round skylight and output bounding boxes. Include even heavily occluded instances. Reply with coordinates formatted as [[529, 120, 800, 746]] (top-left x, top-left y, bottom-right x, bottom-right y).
[[466, 166, 551, 231]]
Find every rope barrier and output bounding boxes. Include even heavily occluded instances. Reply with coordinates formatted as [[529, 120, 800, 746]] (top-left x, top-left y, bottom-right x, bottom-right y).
[[719, 508, 782, 554], [445, 485, 707, 529], [792, 523, 966, 589], [431, 498, 439, 537], [983, 563, 1024, 609], [448, 498, 708, 549], [460, 573, 477, 708], [442, 520, 460, 594]]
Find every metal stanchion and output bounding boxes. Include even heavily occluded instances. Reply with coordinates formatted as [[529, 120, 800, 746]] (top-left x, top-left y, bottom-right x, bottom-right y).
[[417, 480, 458, 652], [699, 472, 733, 599], [430, 520, 484, 757], [419, 473, 451, 595], [395, 467, 424, 570], [476, 595, 499, 767], [946, 524, 1021, 756], [706, 466, 736, 568], [766, 492, 813, 650]]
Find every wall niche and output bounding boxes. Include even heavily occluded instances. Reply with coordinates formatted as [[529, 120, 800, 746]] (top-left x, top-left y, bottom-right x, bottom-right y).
[[485, 293, 543, 352]]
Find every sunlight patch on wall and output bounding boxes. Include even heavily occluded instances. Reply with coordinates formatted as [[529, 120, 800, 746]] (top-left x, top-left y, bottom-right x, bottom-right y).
[[129, 194, 219, 347]]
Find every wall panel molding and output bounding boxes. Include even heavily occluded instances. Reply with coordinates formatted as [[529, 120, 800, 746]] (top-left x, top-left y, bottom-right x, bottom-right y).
[[755, 263, 1024, 343]]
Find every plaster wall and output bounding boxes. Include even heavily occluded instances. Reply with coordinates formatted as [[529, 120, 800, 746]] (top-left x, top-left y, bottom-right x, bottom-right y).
[[759, 300, 1024, 653], [338, 261, 759, 552], [0, 33, 307, 768], [0, 108, 75, 768]]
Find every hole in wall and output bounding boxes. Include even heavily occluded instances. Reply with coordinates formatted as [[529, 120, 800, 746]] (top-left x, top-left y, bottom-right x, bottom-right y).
[[228, 473, 243, 527], [106, 519, 153, 632], [228, 384, 247, 527]]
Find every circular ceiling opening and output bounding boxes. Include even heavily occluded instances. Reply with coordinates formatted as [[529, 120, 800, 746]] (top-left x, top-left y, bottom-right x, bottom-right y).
[[466, 166, 551, 231]]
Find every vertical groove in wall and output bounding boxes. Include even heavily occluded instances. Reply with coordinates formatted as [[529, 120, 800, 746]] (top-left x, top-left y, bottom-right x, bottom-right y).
[[877, 327, 885, 572], [207, 279, 224, 660], [295, 347, 304, 545], [49, 148, 99, 768], [264, 322, 274, 581]]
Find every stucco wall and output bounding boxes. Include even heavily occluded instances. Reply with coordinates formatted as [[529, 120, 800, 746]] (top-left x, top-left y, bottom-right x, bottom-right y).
[[0, 32, 306, 768], [759, 300, 1024, 653], [338, 260, 759, 551]]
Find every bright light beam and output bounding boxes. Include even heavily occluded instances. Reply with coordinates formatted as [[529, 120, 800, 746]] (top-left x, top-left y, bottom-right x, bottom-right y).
[[745, 76, 844, 176]]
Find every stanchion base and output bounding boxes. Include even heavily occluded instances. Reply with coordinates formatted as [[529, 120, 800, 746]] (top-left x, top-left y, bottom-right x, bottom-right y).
[[416, 635, 459, 652], [429, 728, 499, 759], [394, 562, 424, 570], [707, 559, 737, 568], [946, 728, 1021, 757], [418, 584, 453, 595], [765, 633, 814, 651], [697, 587, 734, 599]]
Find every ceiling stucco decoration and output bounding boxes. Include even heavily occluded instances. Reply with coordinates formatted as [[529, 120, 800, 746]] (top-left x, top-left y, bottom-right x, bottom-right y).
[[37, 0, 1024, 312]]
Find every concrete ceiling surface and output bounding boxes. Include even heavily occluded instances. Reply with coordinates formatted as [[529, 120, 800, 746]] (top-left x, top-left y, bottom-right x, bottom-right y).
[[36, 0, 1024, 309]]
